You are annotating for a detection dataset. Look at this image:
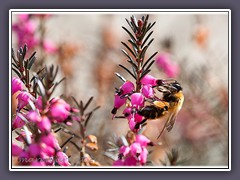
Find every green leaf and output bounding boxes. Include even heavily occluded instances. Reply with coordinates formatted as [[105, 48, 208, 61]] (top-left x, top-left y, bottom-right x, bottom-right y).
[[121, 41, 136, 58], [119, 64, 136, 79], [122, 26, 136, 42]]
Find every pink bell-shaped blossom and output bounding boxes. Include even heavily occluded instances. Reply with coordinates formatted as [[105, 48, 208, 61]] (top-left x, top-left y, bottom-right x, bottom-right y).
[[28, 143, 41, 157], [56, 151, 71, 166], [15, 131, 32, 142], [139, 146, 148, 164], [113, 159, 124, 166], [140, 74, 158, 86], [40, 133, 60, 150], [17, 14, 30, 22], [128, 117, 137, 131], [27, 111, 41, 123], [18, 151, 30, 165], [155, 52, 180, 78], [135, 134, 151, 147], [35, 96, 44, 111], [40, 143, 55, 157], [43, 40, 58, 54], [130, 142, 142, 156], [130, 93, 144, 109], [12, 144, 23, 156], [123, 156, 138, 166], [12, 114, 26, 129], [141, 85, 154, 98], [12, 77, 24, 95], [48, 97, 71, 123], [16, 91, 34, 110], [119, 81, 135, 95], [119, 146, 130, 157], [37, 116, 51, 133]]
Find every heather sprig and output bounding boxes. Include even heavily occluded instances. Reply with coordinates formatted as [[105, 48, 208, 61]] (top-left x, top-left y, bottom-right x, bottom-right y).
[[111, 15, 161, 166], [12, 45, 100, 166]]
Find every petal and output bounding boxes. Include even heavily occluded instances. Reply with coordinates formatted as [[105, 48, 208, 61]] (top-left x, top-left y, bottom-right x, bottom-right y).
[[12, 144, 23, 156], [140, 74, 157, 86], [131, 93, 144, 108], [136, 134, 151, 147], [113, 94, 127, 109], [120, 81, 135, 94], [141, 85, 154, 98]]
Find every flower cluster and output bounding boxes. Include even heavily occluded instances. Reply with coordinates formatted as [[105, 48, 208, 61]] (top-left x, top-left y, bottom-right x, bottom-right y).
[[110, 15, 164, 166], [12, 76, 78, 166], [12, 14, 57, 54], [112, 74, 162, 131], [113, 134, 153, 166], [12, 77, 78, 130], [12, 132, 70, 166], [155, 52, 180, 78]]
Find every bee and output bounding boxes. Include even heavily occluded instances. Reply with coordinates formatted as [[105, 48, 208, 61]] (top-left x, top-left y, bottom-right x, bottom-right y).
[[156, 80, 184, 139], [134, 101, 169, 130], [138, 101, 169, 120]]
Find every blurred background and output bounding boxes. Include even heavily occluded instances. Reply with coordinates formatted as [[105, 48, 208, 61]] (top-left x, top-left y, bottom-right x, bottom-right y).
[[12, 12, 229, 166]]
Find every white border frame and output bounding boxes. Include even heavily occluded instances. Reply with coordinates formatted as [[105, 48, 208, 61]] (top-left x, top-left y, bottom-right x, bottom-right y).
[[9, 9, 231, 171]]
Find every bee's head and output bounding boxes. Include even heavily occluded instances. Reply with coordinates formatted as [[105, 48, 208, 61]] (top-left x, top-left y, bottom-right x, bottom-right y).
[[172, 82, 182, 92]]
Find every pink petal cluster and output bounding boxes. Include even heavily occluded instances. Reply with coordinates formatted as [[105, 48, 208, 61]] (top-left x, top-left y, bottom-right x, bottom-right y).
[[12, 15, 39, 50], [16, 91, 34, 110], [112, 81, 135, 117], [155, 52, 180, 78], [113, 134, 151, 166], [112, 75, 165, 130], [12, 114, 26, 129], [12, 77, 24, 95], [48, 97, 71, 123], [12, 132, 70, 166], [12, 14, 57, 54]]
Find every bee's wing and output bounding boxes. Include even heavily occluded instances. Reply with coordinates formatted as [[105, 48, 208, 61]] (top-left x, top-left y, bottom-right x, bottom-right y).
[[157, 94, 184, 139], [166, 111, 177, 132]]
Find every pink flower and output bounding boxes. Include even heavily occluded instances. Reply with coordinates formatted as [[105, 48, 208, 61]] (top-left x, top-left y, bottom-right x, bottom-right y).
[[27, 111, 41, 123], [40, 143, 55, 157], [40, 133, 60, 150], [130, 142, 142, 156], [37, 116, 51, 133], [28, 144, 41, 157], [140, 74, 158, 86], [130, 93, 144, 109], [56, 151, 71, 166], [155, 53, 180, 78], [141, 85, 154, 98], [114, 94, 127, 109], [12, 144, 23, 156], [48, 97, 71, 123], [119, 81, 135, 95], [113, 159, 124, 166], [15, 131, 32, 142], [123, 156, 138, 166], [12, 114, 26, 129], [12, 19, 39, 50], [12, 77, 24, 95], [139, 147, 148, 164], [17, 14, 30, 22], [16, 91, 34, 110], [119, 146, 130, 156], [18, 151, 30, 165], [35, 96, 44, 111], [128, 117, 137, 130], [43, 40, 58, 54], [135, 134, 151, 147]]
